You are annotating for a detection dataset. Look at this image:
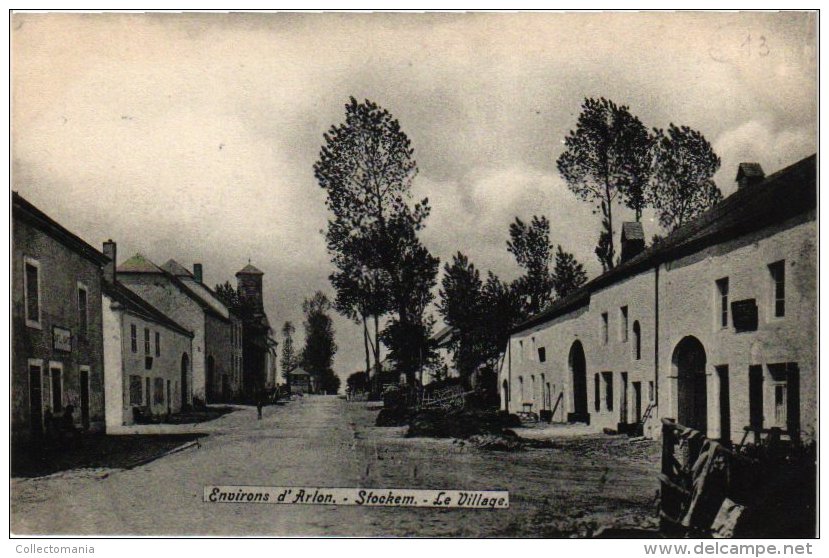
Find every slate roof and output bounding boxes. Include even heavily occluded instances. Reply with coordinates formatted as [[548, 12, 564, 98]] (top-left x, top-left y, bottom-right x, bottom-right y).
[[513, 154, 816, 334], [13, 192, 109, 266], [236, 263, 264, 275], [621, 221, 645, 241], [118, 253, 231, 323], [430, 325, 457, 347], [118, 253, 164, 273], [103, 280, 193, 337], [161, 259, 194, 278]]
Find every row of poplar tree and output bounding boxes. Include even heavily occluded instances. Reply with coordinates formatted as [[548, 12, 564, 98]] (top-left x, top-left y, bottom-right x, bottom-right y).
[[287, 96, 724, 392]]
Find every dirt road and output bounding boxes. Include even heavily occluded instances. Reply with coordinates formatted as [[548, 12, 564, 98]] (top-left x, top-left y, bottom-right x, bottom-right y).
[[12, 395, 659, 536]]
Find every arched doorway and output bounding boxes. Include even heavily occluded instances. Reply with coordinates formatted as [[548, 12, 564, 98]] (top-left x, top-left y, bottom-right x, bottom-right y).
[[569, 340, 588, 422], [672, 336, 708, 432], [180, 353, 190, 409], [206, 356, 216, 403], [502, 379, 509, 411]]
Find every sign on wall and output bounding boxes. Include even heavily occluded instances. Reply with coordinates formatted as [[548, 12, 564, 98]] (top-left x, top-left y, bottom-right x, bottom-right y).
[[52, 326, 72, 352]]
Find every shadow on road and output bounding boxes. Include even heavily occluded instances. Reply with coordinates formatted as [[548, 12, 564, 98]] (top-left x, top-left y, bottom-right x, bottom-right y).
[[12, 433, 207, 478]]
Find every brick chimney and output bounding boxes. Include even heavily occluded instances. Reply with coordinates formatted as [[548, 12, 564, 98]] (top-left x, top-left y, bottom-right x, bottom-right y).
[[102, 240, 116, 283], [193, 263, 203, 283], [620, 222, 645, 263], [736, 162, 765, 190]]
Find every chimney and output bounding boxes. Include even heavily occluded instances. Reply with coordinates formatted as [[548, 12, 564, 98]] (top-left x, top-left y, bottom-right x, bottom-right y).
[[736, 162, 765, 190], [620, 222, 645, 263], [193, 263, 203, 283], [102, 240, 116, 283]]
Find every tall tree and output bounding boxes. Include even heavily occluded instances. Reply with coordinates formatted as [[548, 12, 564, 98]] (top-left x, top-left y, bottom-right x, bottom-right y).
[[280, 321, 297, 387], [437, 252, 485, 388], [379, 213, 440, 385], [552, 245, 588, 298], [557, 97, 651, 270], [650, 123, 723, 231], [507, 215, 556, 316], [214, 281, 240, 309], [300, 292, 338, 393], [314, 97, 427, 383]]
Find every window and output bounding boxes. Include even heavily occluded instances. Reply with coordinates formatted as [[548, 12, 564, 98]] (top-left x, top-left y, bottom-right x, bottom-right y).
[[23, 257, 41, 328], [537, 347, 546, 362], [129, 375, 143, 406], [144, 328, 150, 355], [77, 284, 88, 336], [601, 312, 609, 344], [768, 362, 800, 436], [518, 376, 524, 402], [716, 278, 729, 328], [594, 373, 600, 412], [620, 306, 629, 342], [519, 340, 524, 362], [769, 260, 785, 317], [155, 331, 161, 357], [633, 321, 642, 360], [602, 372, 614, 411], [648, 381, 654, 402], [130, 324, 137, 353]]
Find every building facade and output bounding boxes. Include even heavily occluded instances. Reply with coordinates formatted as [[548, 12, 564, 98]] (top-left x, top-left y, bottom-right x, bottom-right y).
[[101, 241, 194, 427], [12, 193, 108, 445], [500, 156, 817, 444], [116, 255, 233, 406]]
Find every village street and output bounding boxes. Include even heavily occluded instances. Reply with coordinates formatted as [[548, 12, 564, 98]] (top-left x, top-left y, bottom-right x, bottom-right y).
[[12, 396, 659, 537]]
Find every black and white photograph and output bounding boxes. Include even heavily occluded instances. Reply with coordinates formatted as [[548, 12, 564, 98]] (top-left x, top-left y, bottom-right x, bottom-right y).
[[8, 9, 818, 540]]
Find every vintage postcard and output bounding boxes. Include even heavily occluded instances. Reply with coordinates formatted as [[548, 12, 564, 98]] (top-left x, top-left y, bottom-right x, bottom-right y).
[[9, 10, 817, 540]]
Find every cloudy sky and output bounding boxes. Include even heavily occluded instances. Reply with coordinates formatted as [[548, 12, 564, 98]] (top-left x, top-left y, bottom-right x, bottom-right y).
[[12, 12, 817, 382]]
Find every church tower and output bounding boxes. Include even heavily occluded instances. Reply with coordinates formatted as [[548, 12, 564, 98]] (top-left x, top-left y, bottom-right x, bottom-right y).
[[235, 262, 264, 314]]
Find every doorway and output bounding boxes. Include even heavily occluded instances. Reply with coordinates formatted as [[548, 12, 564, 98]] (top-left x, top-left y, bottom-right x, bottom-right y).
[[29, 363, 43, 440], [632, 381, 642, 423], [569, 341, 588, 422], [79, 367, 90, 430], [672, 336, 708, 432], [181, 353, 189, 408]]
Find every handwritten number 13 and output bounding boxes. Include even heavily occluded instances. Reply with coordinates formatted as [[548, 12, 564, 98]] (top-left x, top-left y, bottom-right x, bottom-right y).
[[741, 34, 770, 57]]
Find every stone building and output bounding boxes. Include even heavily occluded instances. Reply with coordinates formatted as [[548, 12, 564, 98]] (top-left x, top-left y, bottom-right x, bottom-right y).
[[12, 192, 108, 445], [161, 260, 243, 402], [101, 241, 194, 427], [235, 263, 276, 400], [116, 255, 235, 406], [500, 155, 816, 444]]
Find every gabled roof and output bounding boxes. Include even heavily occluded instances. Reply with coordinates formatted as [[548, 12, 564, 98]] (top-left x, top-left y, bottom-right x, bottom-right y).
[[118, 255, 230, 324], [12, 192, 109, 266], [289, 368, 310, 376], [236, 263, 264, 276], [161, 259, 194, 278], [513, 154, 816, 334], [103, 280, 193, 337], [118, 253, 164, 274]]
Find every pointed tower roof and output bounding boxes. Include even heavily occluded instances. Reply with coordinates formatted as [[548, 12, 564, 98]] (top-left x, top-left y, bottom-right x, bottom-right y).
[[117, 253, 163, 273], [161, 259, 194, 278], [236, 262, 264, 276]]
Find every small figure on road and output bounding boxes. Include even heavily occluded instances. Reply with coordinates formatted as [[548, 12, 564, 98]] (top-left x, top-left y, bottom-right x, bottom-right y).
[[256, 394, 263, 420]]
